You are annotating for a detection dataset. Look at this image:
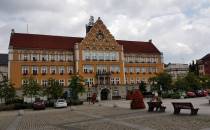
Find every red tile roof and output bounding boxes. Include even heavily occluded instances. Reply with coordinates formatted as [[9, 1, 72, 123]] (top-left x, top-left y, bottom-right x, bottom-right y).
[[117, 40, 161, 54], [9, 33, 161, 54], [201, 53, 210, 61], [9, 33, 83, 51]]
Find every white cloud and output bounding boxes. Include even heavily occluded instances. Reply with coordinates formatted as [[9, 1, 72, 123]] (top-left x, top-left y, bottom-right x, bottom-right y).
[[0, 0, 210, 63]]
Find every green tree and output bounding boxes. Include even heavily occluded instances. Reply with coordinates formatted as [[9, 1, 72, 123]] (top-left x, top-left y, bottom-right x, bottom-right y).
[[43, 78, 63, 99], [149, 72, 172, 93], [0, 73, 16, 104], [189, 60, 199, 75], [139, 81, 146, 93], [184, 72, 201, 90], [199, 76, 210, 89], [68, 75, 85, 100], [22, 77, 41, 103], [173, 77, 189, 92]]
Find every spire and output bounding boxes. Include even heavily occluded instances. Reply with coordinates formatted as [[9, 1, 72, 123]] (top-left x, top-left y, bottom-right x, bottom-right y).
[[86, 16, 95, 34]]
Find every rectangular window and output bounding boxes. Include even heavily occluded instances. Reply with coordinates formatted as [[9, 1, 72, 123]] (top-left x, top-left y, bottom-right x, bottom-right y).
[[59, 66, 65, 75], [41, 66, 47, 75], [130, 67, 134, 74], [111, 77, 115, 85], [136, 67, 140, 74], [67, 79, 71, 86], [110, 65, 120, 73], [83, 65, 93, 73], [125, 78, 128, 84], [32, 66, 38, 75], [105, 52, 109, 60], [125, 67, 128, 73], [136, 77, 140, 84], [142, 67, 146, 73], [115, 77, 120, 84], [32, 54, 39, 61], [23, 54, 29, 61], [84, 51, 91, 60], [41, 54, 48, 61], [98, 52, 104, 60], [42, 80, 48, 87], [86, 78, 94, 85], [50, 66, 56, 74], [66, 55, 73, 61], [22, 66, 29, 75], [97, 65, 107, 74], [58, 54, 65, 61], [67, 66, 74, 74], [59, 80, 65, 86], [22, 79, 28, 85], [130, 77, 134, 84], [49, 54, 55, 61]]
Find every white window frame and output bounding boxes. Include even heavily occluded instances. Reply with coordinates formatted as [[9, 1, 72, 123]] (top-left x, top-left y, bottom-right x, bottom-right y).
[[22, 66, 29, 75], [41, 66, 47, 74], [32, 66, 38, 75], [59, 66, 65, 74], [59, 79, 65, 86]]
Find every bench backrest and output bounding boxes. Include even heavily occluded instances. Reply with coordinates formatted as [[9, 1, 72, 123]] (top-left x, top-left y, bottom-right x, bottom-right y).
[[147, 102, 162, 107], [172, 102, 194, 109]]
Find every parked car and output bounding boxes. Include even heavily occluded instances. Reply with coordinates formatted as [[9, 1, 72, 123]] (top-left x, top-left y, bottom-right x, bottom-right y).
[[32, 100, 46, 110], [186, 91, 196, 98], [195, 90, 208, 97], [54, 99, 67, 108]]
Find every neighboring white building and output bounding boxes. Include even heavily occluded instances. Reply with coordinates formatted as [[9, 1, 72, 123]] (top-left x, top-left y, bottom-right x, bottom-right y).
[[0, 54, 8, 80], [165, 63, 188, 79]]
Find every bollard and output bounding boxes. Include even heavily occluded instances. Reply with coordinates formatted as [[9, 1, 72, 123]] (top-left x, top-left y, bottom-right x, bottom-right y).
[[113, 103, 117, 108], [18, 110, 24, 116]]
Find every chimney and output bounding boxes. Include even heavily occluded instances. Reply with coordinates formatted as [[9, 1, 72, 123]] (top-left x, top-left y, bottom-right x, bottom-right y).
[[86, 16, 94, 34], [149, 39, 152, 43]]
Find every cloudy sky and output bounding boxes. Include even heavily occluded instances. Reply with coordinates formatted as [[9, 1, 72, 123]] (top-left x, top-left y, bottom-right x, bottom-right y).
[[0, 0, 210, 63]]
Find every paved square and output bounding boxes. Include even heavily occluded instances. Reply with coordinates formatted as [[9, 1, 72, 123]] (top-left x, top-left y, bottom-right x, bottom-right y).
[[1, 97, 210, 130]]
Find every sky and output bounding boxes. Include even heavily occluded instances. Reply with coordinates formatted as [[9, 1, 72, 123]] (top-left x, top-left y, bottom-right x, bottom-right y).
[[0, 0, 210, 64]]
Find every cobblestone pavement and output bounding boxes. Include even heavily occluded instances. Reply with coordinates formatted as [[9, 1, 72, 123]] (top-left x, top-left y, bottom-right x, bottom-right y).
[[1, 98, 210, 130]]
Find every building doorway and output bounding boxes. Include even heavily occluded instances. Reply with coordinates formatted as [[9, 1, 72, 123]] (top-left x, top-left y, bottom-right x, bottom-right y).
[[101, 88, 110, 100]]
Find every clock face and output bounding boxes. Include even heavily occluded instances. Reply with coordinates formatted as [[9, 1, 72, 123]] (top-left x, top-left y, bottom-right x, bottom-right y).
[[96, 32, 104, 40]]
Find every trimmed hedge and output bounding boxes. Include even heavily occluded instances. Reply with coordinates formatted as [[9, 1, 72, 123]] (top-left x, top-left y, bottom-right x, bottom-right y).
[[14, 103, 32, 110], [171, 93, 181, 99], [0, 104, 15, 111], [70, 100, 83, 105]]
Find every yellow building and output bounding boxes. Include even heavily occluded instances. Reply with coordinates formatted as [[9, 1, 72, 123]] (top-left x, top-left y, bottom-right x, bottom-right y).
[[9, 17, 163, 100]]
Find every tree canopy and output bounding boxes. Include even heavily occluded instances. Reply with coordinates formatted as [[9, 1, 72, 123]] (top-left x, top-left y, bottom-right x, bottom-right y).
[[43, 78, 63, 99], [22, 77, 41, 102], [68, 75, 85, 100]]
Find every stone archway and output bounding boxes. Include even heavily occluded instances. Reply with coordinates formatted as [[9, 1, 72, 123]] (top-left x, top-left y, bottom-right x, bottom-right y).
[[100, 88, 110, 100]]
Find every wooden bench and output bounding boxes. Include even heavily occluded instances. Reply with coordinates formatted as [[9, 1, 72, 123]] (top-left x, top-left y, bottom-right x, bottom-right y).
[[147, 102, 166, 112], [172, 102, 199, 115]]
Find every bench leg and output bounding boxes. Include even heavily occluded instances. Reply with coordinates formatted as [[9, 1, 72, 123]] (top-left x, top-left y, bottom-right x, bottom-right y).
[[191, 109, 198, 115], [148, 107, 154, 112], [160, 106, 166, 112], [174, 109, 180, 114]]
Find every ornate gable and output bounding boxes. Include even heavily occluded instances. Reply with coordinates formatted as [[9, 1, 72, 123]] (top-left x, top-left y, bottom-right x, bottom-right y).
[[80, 18, 121, 51]]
